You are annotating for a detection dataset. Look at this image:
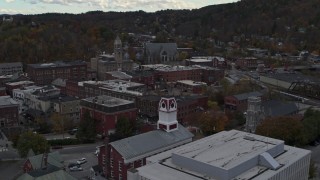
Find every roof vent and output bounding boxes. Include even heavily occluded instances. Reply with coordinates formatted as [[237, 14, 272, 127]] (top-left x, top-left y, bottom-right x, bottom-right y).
[[244, 136, 256, 141]]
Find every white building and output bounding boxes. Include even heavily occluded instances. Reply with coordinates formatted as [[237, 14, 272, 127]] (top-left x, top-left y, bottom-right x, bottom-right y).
[[12, 85, 42, 113], [129, 130, 311, 180]]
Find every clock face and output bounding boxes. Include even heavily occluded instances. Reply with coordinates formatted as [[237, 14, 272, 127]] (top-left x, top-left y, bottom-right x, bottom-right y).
[[162, 102, 166, 108], [159, 98, 177, 111]]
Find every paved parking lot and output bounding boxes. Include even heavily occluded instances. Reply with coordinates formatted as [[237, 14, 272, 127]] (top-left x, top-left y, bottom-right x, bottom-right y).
[[62, 152, 98, 179]]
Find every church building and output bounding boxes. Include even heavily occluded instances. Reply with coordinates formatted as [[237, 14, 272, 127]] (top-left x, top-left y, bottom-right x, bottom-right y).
[[90, 36, 133, 80]]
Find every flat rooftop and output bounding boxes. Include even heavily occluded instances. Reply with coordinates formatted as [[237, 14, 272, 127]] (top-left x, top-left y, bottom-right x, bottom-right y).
[[82, 95, 133, 107], [138, 130, 310, 180], [262, 73, 320, 84], [0, 96, 19, 106], [6, 81, 34, 86], [177, 80, 207, 86]]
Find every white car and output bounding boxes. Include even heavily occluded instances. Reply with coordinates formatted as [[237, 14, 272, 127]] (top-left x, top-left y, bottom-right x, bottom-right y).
[[77, 158, 87, 165], [69, 166, 83, 171]]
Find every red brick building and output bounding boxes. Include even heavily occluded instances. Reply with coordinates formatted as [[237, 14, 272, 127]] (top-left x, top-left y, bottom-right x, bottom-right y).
[[235, 57, 259, 70], [224, 91, 263, 112], [98, 97, 193, 180], [136, 95, 208, 124], [155, 66, 202, 83], [5, 81, 35, 96], [155, 65, 224, 86], [0, 96, 19, 128], [27, 61, 87, 85], [80, 95, 137, 136], [66, 80, 145, 101]]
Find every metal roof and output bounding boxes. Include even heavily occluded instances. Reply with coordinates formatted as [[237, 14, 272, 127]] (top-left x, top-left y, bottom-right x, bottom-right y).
[[233, 91, 263, 101], [0, 96, 18, 106], [110, 124, 193, 163], [145, 43, 177, 57], [262, 100, 299, 117]]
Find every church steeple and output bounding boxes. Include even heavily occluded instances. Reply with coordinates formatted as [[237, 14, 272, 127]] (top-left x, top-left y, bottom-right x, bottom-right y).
[[157, 97, 178, 132], [114, 35, 123, 71]]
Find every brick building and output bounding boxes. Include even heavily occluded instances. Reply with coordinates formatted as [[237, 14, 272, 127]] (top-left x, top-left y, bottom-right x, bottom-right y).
[[235, 57, 260, 70], [136, 95, 208, 124], [98, 97, 193, 180], [186, 56, 227, 68], [155, 66, 202, 83], [224, 91, 263, 112], [0, 96, 19, 128], [154, 65, 224, 86], [66, 80, 145, 101], [176, 80, 206, 94], [5, 81, 35, 96], [27, 61, 87, 85], [80, 95, 137, 136], [0, 62, 23, 75]]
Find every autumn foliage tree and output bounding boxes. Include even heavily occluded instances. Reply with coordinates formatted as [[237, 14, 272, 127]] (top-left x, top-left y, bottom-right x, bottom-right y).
[[17, 131, 49, 158], [256, 116, 306, 147], [187, 110, 228, 136]]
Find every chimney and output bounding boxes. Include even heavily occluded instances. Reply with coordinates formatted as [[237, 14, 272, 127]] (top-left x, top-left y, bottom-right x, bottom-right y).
[[41, 153, 48, 170]]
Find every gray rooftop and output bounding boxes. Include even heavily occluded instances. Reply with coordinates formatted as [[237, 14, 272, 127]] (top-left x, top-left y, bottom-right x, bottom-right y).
[[233, 91, 263, 101], [106, 71, 132, 79], [0, 96, 19, 106], [263, 73, 320, 84], [28, 61, 86, 69], [0, 62, 22, 68], [82, 95, 133, 107], [110, 124, 193, 163], [262, 100, 298, 117], [145, 43, 178, 57], [138, 130, 311, 180]]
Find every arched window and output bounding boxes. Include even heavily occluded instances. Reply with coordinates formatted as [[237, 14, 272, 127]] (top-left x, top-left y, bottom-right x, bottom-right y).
[[161, 51, 167, 62]]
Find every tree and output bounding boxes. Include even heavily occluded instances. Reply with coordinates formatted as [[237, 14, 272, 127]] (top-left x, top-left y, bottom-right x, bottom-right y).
[[51, 113, 74, 136], [302, 109, 320, 143], [35, 117, 51, 134], [256, 116, 306, 147], [76, 111, 96, 141], [115, 117, 134, 138], [17, 131, 49, 158], [187, 111, 228, 136]]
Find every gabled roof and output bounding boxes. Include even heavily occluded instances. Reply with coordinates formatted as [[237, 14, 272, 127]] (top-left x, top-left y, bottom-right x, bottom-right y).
[[145, 43, 178, 57], [17, 166, 76, 180], [233, 91, 263, 101], [110, 124, 193, 163], [262, 100, 298, 117], [27, 152, 63, 170]]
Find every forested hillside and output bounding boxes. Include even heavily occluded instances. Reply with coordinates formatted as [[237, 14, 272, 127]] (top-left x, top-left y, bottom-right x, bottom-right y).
[[1, 0, 320, 63]]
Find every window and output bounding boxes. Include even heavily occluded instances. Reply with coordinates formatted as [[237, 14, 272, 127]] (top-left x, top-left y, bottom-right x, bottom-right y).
[[102, 155, 106, 165], [140, 159, 144, 166], [119, 174, 122, 180], [119, 161, 122, 171], [110, 170, 114, 178], [110, 158, 114, 168]]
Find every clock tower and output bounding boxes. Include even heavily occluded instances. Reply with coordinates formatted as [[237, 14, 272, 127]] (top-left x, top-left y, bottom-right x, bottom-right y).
[[157, 97, 178, 132]]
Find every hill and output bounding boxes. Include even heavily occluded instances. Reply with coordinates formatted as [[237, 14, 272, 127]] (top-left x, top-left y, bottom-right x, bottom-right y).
[[1, 0, 320, 64]]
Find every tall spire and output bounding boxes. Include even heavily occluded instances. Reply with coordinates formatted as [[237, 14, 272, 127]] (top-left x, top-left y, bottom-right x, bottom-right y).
[[114, 35, 123, 71]]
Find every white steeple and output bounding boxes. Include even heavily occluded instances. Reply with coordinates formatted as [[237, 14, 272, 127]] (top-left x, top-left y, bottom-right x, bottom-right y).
[[157, 97, 178, 132]]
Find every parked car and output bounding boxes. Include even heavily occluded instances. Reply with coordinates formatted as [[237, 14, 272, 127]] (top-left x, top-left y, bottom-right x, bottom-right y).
[[77, 158, 87, 164], [69, 165, 83, 171], [68, 163, 78, 168]]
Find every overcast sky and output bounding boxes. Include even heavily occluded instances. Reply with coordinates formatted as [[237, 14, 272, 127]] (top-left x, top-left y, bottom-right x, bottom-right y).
[[1, 0, 239, 15]]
